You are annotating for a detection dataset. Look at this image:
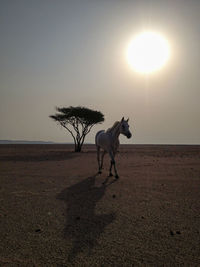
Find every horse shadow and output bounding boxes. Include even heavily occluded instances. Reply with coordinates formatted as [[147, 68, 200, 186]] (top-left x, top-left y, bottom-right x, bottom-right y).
[[57, 175, 116, 262]]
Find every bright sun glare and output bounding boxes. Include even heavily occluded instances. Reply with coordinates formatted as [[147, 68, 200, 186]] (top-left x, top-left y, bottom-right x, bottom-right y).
[[126, 31, 170, 74]]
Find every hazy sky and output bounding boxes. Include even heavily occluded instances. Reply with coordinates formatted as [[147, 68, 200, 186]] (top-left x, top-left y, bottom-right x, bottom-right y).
[[1, 0, 200, 144]]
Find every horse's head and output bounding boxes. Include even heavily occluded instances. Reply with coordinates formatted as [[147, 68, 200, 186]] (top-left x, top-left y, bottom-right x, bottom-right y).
[[120, 117, 132, 139]]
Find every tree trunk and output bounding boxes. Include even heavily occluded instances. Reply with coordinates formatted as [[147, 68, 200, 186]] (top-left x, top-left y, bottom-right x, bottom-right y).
[[75, 142, 82, 152]]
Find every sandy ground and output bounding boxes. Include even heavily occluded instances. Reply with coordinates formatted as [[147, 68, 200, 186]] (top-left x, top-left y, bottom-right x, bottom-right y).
[[0, 144, 200, 266]]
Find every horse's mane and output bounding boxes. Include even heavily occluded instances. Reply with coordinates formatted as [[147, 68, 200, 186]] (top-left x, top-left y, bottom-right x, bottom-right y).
[[106, 121, 120, 133]]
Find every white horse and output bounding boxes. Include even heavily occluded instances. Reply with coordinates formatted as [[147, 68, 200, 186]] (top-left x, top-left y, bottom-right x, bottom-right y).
[[95, 117, 132, 179]]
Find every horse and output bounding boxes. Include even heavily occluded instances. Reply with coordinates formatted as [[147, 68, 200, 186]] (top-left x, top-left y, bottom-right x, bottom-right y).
[[95, 117, 132, 179]]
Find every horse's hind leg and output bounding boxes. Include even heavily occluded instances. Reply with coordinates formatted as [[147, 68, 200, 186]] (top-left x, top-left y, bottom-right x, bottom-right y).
[[96, 146, 102, 174], [100, 150, 106, 170]]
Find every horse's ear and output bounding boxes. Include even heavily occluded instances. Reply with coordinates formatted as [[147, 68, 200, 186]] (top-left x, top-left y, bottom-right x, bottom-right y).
[[127, 118, 129, 122], [121, 117, 124, 122]]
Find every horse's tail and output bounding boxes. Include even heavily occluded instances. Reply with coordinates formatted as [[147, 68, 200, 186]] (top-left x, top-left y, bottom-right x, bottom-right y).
[[95, 130, 104, 146]]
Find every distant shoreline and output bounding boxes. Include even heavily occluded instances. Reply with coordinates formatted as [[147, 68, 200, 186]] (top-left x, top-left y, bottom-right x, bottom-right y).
[[0, 140, 72, 144], [0, 140, 55, 144]]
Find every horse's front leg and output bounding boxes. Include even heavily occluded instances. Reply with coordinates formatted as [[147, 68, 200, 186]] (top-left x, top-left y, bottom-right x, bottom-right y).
[[109, 151, 119, 179], [109, 160, 113, 177]]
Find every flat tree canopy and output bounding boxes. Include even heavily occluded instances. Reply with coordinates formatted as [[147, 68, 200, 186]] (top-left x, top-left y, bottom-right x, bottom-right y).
[[50, 106, 104, 152]]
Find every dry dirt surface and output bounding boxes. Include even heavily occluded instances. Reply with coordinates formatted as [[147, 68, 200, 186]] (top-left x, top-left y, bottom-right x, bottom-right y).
[[0, 144, 200, 266]]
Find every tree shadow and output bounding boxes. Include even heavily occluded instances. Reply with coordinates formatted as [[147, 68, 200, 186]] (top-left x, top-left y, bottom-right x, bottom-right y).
[[57, 175, 116, 262]]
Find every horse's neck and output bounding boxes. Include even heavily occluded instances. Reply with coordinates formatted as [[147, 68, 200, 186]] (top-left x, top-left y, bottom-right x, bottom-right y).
[[111, 123, 120, 140]]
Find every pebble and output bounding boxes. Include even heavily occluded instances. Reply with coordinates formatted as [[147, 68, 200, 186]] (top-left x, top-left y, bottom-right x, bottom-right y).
[[170, 230, 174, 236]]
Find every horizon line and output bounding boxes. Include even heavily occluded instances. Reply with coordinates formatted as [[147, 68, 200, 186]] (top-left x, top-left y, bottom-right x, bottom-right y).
[[0, 140, 199, 146]]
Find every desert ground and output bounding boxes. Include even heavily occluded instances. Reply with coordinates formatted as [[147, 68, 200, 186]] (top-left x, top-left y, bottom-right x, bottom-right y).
[[0, 144, 200, 266]]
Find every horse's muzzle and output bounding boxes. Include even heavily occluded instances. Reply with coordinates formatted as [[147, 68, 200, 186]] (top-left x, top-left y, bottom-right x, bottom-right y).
[[126, 133, 132, 139]]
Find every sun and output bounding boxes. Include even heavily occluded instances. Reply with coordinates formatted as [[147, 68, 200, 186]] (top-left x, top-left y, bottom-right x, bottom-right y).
[[126, 31, 170, 74]]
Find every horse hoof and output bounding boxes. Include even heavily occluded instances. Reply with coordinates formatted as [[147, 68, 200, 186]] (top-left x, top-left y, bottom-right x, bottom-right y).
[[98, 171, 102, 174], [109, 173, 113, 177], [115, 175, 119, 179]]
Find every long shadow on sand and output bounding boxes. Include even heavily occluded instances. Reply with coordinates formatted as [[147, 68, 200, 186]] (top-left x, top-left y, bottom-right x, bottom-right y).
[[57, 175, 116, 262], [0, 151, 78, 162]]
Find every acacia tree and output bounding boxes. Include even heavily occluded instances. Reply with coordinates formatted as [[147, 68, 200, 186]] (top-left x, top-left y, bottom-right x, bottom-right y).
[[50, 106, 104, 152]]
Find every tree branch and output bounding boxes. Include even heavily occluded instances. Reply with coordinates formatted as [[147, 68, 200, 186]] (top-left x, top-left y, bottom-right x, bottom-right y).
[[60, 121, 76, 145]]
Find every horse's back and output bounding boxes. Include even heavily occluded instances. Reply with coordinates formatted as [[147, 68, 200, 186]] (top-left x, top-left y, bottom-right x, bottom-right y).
[[95, 130, 105, 146]]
